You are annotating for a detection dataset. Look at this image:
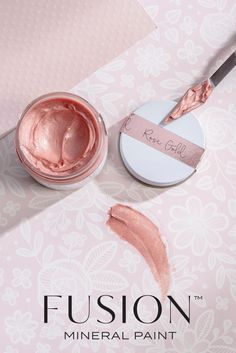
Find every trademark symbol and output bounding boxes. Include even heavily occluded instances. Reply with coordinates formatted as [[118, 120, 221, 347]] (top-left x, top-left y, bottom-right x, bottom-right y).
[[194, 295, 203, 300]]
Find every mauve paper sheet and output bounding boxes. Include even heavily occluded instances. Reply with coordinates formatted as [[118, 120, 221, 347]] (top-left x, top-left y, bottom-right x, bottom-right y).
[[0, 0, 155, 134]]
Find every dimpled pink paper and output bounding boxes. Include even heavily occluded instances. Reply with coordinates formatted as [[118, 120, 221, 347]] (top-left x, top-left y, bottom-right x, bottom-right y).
[[0, 0, 154, 135]]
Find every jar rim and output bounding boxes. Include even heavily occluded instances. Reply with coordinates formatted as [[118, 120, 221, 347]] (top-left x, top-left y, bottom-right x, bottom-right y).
[[15, 92, 107, 181]]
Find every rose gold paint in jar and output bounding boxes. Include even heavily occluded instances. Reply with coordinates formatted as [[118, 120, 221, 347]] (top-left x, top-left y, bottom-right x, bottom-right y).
[[15, 92, 108, 190]]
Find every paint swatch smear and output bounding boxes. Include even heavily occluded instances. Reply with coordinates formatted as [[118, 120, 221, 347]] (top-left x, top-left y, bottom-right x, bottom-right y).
[[107, 204, 170, 297]]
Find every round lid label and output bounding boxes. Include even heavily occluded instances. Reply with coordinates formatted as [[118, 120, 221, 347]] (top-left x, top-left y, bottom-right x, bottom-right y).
[[119, 100, 205, 187]]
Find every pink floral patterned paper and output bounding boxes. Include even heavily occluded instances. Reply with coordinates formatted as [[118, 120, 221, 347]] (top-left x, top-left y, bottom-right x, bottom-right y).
[[1, 0, 236, 352]]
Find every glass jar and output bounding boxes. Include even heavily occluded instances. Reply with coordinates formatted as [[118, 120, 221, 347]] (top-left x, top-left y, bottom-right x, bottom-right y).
[[15, 92, 108, 190]]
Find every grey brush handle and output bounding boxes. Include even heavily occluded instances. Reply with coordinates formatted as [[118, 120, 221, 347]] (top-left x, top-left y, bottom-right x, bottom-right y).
[[210, 51, 236, 87]]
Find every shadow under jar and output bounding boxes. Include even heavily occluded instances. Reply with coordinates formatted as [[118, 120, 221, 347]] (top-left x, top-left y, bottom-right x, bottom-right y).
[[15, 92, 108, 190]]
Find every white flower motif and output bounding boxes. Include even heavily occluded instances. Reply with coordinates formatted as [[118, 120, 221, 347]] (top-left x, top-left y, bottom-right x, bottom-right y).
[[180, 16, 197, 35], [135, 44, 170, 77], [137, 82, 156, 102], [73, 78, 107, 104], [43, 188, 93, 236], [216, 296, 228, 311], [4, 346, 19, 353], [167, 255, 202, 307], [119, 249, 140, 273], [2, 287, 19, 306], [38, 259, 90, 311], [200, 11, 235, 49], [172, 329, 209, 353], [36, 343, 51, 353], [12, 268, 32, 289], [3, 201, 20, 217], [200, 107, 235, 151], [146, 5, 159, 21], [170, 196, 228, 256], [62, 232, 87, 248], [120, 74, 134, 88], [35, 242, 126, 319], [5, 310, 38, 344], [177, 40, 203, 64]]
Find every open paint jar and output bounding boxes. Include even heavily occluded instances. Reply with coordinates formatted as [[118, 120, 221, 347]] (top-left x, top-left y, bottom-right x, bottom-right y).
[[15, 92, 108, 190]]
